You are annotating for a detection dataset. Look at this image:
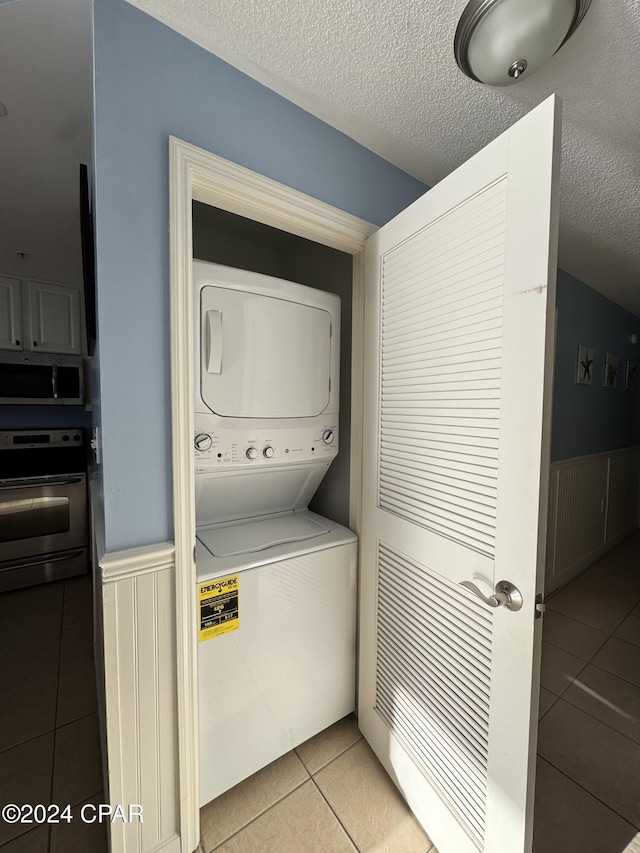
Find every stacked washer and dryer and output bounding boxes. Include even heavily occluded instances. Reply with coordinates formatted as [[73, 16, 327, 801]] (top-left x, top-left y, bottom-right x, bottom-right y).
[[193, 261, 357, 806]]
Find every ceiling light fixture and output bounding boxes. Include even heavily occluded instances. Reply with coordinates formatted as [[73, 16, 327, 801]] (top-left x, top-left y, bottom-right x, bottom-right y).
[[454, 0, 592, 86]]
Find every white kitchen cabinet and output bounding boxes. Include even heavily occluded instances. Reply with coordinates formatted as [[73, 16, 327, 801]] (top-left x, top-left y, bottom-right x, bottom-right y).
[[28, 279, 82, 354], [0, 275, 23, 350], [0, 276, 84, 355]]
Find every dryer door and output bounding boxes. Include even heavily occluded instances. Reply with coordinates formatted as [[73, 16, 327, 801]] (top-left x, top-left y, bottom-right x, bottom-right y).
[[200, 286, 332, 418]]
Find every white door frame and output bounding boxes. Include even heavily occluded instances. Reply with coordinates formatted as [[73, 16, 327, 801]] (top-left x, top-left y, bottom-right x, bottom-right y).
[[168, 136, 376, 849]]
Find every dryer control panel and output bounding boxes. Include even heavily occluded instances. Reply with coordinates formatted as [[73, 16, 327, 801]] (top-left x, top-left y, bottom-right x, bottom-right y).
[[193, 421, 339, 472]]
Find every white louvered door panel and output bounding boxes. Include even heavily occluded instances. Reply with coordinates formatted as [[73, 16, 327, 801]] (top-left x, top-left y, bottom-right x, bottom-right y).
[[380, 176, 506, 559], [359, 96, 561, 853]]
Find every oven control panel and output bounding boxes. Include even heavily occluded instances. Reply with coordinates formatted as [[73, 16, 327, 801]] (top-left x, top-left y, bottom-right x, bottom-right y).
[[0, 430, 83, 449], [193, 422, 338, 472]]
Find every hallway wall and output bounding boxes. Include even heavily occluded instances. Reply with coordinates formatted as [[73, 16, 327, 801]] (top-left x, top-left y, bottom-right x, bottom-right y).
[[552, 269, 640, 461]]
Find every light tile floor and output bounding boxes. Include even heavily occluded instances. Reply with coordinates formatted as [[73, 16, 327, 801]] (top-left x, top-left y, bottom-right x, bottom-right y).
[[534, 531, 640, 852], [199, 715, 434, 853], [0, 574, 107, 853], [199, 532, 640, 853]]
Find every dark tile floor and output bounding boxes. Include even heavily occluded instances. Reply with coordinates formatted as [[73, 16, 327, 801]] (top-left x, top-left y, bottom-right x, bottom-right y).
[[534, 532, 640, 852], [0, 574, 107, 852]]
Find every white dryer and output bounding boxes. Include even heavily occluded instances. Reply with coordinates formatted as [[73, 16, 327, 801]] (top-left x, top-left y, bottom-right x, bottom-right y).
[[192, 262, 357, 807], [193, 260, 341, 474]]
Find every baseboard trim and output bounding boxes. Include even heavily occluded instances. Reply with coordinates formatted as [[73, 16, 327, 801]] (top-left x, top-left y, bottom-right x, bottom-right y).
[[546, 526, 637, 594]]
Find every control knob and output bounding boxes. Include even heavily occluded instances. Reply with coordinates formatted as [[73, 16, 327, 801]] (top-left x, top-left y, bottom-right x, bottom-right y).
[[194, 433, 213, 452], [246, 447, 259, 460], [263, 446, 274, 458], [322, 429, 335, 445]]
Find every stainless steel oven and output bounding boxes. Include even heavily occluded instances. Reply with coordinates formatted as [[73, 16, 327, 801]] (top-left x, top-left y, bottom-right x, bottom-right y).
[[0, 429, 88, 592]]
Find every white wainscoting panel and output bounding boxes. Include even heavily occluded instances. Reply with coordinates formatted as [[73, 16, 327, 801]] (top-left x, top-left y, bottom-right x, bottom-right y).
[[606, 448, 640, 543], [546, 447, 639, 592], [100, 543, 181, 853]]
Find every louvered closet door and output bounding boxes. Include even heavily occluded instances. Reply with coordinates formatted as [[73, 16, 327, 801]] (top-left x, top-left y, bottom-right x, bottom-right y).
[[359, 95, 561, 853]]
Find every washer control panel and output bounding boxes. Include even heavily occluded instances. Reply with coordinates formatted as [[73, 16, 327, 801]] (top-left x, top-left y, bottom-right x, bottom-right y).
[[194, 421, 339, 472]]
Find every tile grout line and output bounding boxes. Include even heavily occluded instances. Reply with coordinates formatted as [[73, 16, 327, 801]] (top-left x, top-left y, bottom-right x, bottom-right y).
[[541, 575, 632, 714], [536, 752, 640, 832], [540, 690, 640, 751], [294, 732, 364, 775], [545, 601, 631, 633], [308, 774, 360, 852], [208, 775, 311, 851], [537, 692, 560, 722], [0, 625, 63, 653], [542, 613, 640, 706], [587, 657, 640, 691], [551, 667, 640, 739], [541, 634, 609, 663], [207, 737, 365, 852], [0, 708, 100, 757], [48, 587, 67, 853], [542, 653, 592, 706]]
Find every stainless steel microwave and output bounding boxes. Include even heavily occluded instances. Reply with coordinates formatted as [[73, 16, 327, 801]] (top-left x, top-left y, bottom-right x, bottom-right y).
[[0, 351, 85, 405]]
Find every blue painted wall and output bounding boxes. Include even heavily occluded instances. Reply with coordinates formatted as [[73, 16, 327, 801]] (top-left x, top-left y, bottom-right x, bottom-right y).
[[92, 0, 427, 551], [92, 0, 639, 550], [552, 269, 640, 461]]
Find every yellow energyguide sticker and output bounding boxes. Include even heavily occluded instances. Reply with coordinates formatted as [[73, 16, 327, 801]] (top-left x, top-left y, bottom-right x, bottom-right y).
[[199, 575, 240, 642]]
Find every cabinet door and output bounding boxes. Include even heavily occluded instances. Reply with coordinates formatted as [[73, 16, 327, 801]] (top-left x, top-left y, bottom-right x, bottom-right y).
[[0, 276, 23, 350], [28, 280, 82, 354]]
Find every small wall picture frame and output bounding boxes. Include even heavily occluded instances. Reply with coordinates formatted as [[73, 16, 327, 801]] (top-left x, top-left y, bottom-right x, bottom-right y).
[[604, 352, 618, 388], [576, 345, 594, 385], [625, 360, 637, 392]]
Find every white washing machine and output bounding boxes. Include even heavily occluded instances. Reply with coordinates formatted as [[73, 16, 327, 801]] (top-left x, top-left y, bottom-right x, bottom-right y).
[[196, 507, 356, 805], [193, 262, 357, 807]]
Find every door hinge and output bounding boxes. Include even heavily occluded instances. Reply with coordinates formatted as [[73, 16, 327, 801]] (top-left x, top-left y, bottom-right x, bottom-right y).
[[535, 592, 546, 619], [193, 545, 197, 563]]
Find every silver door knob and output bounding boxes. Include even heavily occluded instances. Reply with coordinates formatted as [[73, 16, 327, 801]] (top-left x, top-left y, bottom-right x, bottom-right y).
[[459, 580, 523, 612]]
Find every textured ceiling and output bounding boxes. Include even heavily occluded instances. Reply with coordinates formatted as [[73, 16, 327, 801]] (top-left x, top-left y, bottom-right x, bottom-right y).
[[1, 0, 637, 315], [127, 0, 640, 316]]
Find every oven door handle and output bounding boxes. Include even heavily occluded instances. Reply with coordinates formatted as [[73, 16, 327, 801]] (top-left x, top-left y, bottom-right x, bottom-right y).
[[0, 476, 84, 490], [0, 549, 86, 572]]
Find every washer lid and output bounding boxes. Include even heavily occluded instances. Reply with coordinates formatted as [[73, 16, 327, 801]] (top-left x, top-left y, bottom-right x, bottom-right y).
[[195, 463, 331, 527], [198, 513, 329, 558], [200, 286, 332, 419]]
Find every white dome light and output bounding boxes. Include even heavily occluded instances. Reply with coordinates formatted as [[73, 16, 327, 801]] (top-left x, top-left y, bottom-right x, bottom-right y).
[[454, 0, 592, 86]]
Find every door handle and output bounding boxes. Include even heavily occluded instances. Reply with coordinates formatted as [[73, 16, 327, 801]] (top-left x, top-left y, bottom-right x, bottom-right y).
[[205, 310, 222, 374], [459, 580, 523, 611], [0, 476, 84, 490]]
